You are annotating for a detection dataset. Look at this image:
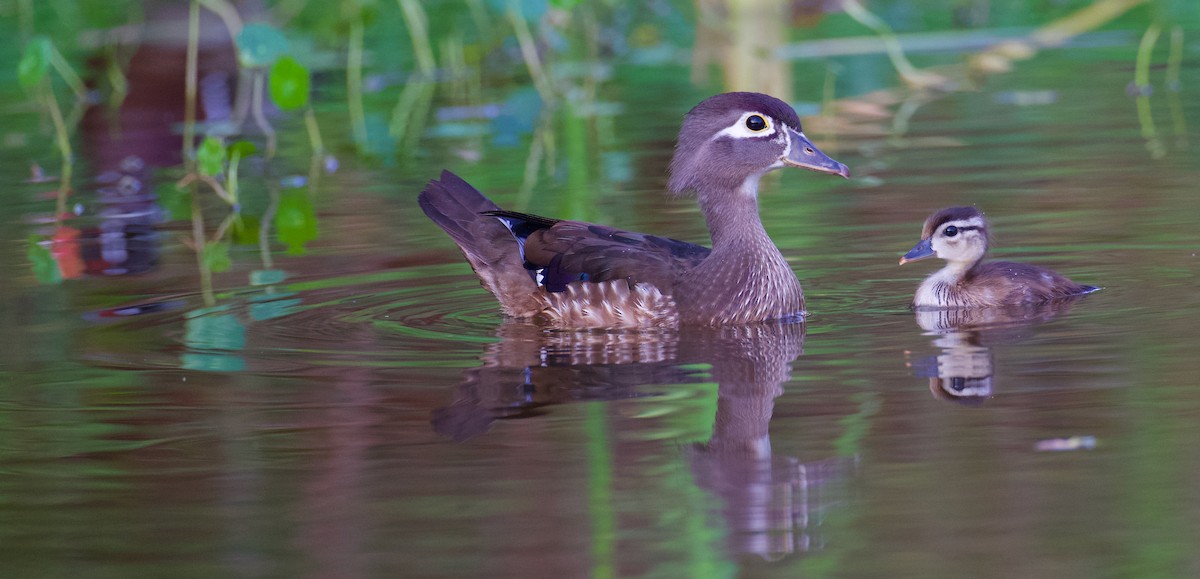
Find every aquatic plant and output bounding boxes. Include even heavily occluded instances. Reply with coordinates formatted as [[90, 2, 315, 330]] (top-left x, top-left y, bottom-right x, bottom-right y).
[[18, 35, 86, 217]]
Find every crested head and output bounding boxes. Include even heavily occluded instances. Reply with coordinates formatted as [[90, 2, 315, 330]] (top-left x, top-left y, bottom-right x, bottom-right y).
[[921, 206, 986, 240], [912, 206, 989, 266], [682, 92, 804, 137], [667, 92, 848, 197]]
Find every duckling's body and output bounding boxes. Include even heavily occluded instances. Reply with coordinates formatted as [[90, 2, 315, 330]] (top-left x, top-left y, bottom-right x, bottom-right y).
[[900, 206, 1097, 309], [420, 92, 849, 329]]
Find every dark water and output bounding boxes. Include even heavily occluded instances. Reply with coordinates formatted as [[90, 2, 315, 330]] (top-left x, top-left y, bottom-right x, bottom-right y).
[[3, 9, 1200, 579]]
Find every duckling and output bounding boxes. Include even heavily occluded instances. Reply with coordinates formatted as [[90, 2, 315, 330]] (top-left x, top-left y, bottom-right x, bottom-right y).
[[420, 92, 850, 328], [899, 206, 1098, 309]]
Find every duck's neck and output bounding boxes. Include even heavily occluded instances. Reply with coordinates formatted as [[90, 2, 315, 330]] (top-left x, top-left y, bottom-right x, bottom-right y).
[[677, 180, 804, 324], [935, 258, 982, 284], [697, 178, 772, 250]]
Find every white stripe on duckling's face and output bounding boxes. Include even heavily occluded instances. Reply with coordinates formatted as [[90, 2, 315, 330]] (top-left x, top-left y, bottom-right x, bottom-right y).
[[711, 112, 779, 140], [930, 217, 988, 265]]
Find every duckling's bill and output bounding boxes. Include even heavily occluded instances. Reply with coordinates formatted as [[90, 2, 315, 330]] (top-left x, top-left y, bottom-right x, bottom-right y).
[[899, 238, 934, 265], [781, 127, 851, 178]]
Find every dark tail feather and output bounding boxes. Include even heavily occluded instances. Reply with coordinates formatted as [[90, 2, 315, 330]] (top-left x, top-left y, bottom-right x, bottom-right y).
[[418, 170, 502, 247], [418, 171, 540, 317]]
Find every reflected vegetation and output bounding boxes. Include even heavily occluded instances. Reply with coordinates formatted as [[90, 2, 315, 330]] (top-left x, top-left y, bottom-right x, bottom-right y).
[[3, 0, 1199, 576]]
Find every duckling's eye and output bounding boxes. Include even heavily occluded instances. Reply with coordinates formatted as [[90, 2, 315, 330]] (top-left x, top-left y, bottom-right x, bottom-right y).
[[745, 115, 767, 131], [944, 226, 959, 237]]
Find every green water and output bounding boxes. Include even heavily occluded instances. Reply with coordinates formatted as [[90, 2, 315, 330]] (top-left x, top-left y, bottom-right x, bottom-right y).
[[1, 2, 1199, 577]]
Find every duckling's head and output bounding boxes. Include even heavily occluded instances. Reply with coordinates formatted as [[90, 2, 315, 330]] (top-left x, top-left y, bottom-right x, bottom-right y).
[[900, 206, 989, 267], [668, 92, 849, 197]]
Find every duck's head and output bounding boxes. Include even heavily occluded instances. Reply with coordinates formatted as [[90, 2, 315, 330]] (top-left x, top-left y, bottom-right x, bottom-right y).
[[900, 206, 989, 266], [667, 92, 849, 197]]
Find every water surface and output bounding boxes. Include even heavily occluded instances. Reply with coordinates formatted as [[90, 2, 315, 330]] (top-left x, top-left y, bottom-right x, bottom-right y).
[[2, 9, 1200, 579]]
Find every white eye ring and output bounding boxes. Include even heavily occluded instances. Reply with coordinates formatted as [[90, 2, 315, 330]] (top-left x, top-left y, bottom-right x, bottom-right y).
[[712, 112, 776, 140]]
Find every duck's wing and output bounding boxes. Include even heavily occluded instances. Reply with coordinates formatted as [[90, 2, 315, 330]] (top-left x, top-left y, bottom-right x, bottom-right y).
[[484, 210, 711, 294], [970, 261, 1097, 302]]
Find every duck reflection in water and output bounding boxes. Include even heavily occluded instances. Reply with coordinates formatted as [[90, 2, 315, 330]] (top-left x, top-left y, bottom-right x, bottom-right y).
[[906, 301, 1088, 405], [432, 321, 853, 560]]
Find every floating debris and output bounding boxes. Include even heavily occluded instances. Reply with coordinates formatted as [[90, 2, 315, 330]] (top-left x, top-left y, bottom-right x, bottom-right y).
[[994, 90, 1058, 106], [279, 175, 307, 188], [1035, 436, 1097, 452], [26, 163, 57, 183]]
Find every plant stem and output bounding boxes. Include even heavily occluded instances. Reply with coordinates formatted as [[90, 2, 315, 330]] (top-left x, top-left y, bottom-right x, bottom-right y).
[[347, 16, 367, 152], [212, 212, 237, 242], [1134, 23, 1164, 158], [397, 0, 436, 75], [177, 173, 236, 205], [184, 0, 213, 306], [191, 188, 215, 307], [841, 0, 921, 83], [184, 0, 200, 170], [1134, 23, 1161, 90], [821, 63, 837, 148], [227, 150, 241, 205], [251, 71, 276, 158], [304, 107, 324, 156], [42, 84, 73, 217], [260, 184, 280, 271], [48, 44, 87, 102], [1166, 26, 1186, 145], [507, 0, 552, 101]]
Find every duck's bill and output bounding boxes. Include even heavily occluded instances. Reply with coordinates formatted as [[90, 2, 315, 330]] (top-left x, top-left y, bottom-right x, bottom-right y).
[[899, 239, 934, 265], [781, 127, 850, 178]]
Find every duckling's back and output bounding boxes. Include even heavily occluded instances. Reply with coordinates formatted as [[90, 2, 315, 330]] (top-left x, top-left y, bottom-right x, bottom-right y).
[[921, 261, 1098, 308]]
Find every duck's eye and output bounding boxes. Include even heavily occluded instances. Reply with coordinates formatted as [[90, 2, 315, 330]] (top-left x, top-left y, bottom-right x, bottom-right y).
[[944, 226, 959, 237], [745, 115, 767, 131]]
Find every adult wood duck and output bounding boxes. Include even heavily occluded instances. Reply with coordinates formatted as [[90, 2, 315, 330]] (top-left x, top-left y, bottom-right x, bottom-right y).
[[899, 206, 1098, 309], [419, 92, 849, 328]]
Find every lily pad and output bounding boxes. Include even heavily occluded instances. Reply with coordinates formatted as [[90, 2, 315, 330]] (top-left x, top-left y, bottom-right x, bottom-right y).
[[229, 140, 258, 159], [231, 215, 261, 245], [26, 235, 62, 284], [197, 136, 227, 177], [159, 182, 192, 221], [201, 241, 232, 273], [269, 55, 311, 111], [274, 190, 318, 255], [236, 23, 289, 68], [18, 36, 53, 89]]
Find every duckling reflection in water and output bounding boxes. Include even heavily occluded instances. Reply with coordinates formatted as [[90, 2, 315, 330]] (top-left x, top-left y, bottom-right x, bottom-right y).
[[908, 309, 996, 405], [899, 206, 1098, 309], [907, 301, 1085, 405]]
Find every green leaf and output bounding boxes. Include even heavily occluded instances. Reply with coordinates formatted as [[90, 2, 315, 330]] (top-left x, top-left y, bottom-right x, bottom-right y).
[[201, 241, 232, 273], [159, 182, 192, 221], [231, 215, 261, 245], [197, 136, 227, 177], [18, 36, 53, 89], [229, 140, 258, 159], [274, 190, 318, 255], [268, 55, 311, 110], [236, 23, 289, 68], [26, 235, 62, 284]]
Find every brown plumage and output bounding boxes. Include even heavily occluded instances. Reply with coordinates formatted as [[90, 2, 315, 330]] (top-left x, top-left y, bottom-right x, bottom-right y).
[[419, 92, 850, 328], [899, 206, 1098, 309]]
